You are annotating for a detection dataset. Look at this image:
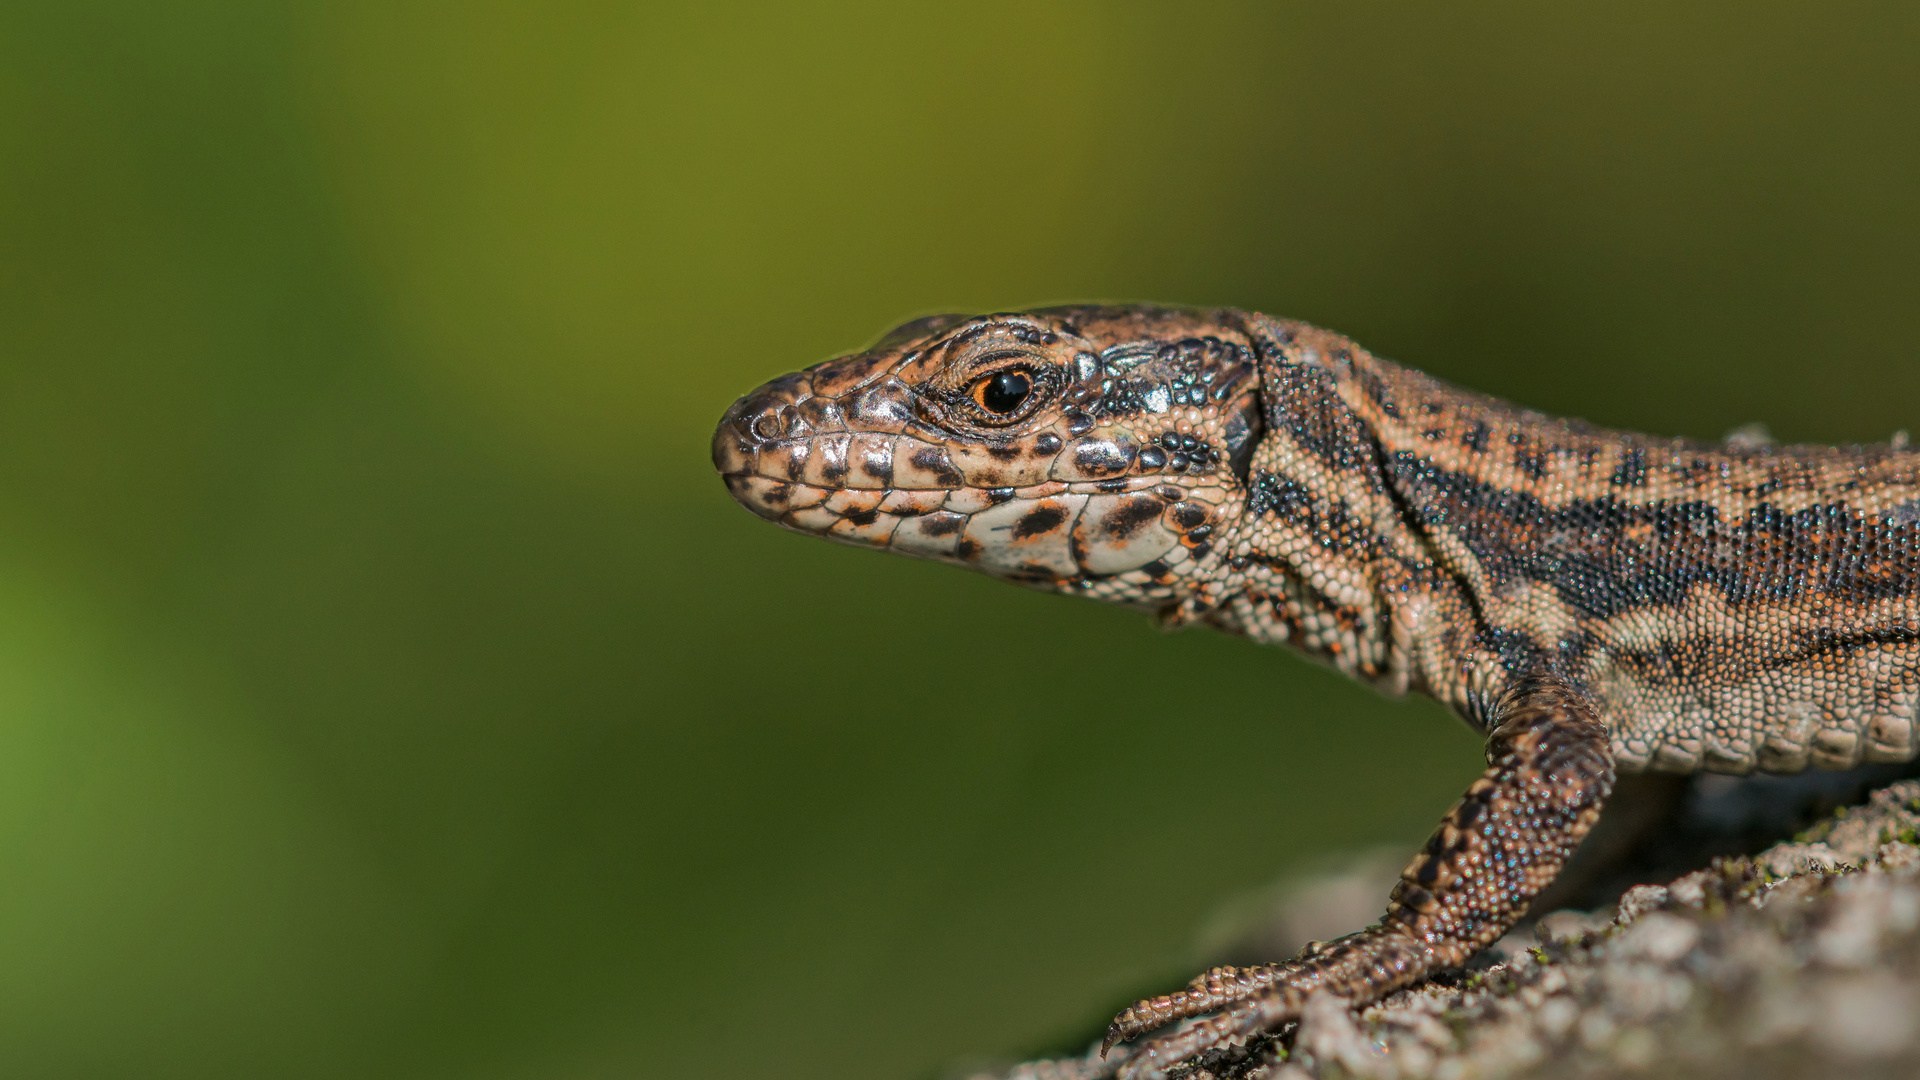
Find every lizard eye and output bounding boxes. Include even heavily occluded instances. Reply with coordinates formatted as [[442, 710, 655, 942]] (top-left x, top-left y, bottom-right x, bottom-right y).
[[973, 370, 1032, 416]]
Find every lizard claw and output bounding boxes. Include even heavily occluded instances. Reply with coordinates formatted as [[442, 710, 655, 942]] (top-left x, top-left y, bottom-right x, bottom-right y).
[[1102, 996, 1177, 1055]]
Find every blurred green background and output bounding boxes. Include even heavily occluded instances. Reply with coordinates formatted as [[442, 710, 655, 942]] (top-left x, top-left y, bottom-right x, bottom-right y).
[[1, 2, 1918, 1078]]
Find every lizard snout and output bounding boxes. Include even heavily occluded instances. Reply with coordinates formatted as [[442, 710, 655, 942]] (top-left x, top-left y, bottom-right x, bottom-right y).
[[714, 370, 818, 463], [712, 375, 823, 522]]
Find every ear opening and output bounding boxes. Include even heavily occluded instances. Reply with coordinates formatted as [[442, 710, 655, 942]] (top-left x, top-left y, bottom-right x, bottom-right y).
[[1223, 392, 1263, 486]]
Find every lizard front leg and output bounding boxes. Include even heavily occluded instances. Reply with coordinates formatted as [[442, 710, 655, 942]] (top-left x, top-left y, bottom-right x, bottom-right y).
[[1105, 676, 1615, 1080]]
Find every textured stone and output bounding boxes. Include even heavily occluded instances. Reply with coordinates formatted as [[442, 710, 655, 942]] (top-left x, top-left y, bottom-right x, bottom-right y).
[[966, 780, 1920, 1080]]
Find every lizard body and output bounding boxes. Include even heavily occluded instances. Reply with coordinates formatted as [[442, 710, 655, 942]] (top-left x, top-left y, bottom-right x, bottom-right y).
[[711, 306, 1920, 1079]]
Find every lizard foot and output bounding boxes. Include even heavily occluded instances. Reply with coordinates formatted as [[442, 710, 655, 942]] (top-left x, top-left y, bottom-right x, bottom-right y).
[[1103, 675, 1615, 1079], [1105, 931, 1427, 1080]]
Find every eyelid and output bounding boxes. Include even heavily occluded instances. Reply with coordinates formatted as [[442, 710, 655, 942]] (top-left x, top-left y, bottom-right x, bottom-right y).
[[963, 349, 1035, 375]]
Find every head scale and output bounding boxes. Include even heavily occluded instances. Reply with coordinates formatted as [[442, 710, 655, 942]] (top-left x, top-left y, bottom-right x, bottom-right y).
[[713, 305, 1266, 612]]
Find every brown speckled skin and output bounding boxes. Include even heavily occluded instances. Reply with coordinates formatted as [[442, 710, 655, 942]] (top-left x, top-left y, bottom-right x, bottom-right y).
[[712, 306, 1920, 1079]]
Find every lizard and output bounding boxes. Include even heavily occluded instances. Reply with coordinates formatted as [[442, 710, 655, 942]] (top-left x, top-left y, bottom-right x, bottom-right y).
[[709, 305, 1920, 1080]]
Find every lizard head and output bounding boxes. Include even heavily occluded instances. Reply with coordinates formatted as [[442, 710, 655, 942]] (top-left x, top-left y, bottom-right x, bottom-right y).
[[713, 305, 1265, 611]]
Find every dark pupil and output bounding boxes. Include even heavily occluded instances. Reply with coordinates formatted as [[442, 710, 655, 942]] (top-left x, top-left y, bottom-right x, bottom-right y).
[[981, 371, 1031, 414]]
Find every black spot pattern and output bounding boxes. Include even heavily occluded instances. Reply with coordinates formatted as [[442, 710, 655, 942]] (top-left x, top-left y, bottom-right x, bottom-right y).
[[1393, 455, 1920, 617]]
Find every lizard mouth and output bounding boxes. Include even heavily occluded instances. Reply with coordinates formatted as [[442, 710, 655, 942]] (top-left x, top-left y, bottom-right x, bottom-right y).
[[713, 373, 1207, 580]]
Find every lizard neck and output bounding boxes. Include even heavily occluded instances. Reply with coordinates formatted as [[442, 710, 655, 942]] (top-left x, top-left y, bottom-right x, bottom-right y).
[[1205, 318, 1472, 710]]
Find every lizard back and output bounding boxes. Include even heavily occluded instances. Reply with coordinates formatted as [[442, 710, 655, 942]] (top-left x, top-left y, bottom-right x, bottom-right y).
[[1235, 314, 1920, 776]]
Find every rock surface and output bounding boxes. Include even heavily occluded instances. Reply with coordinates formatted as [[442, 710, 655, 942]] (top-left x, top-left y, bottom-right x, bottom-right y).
[[966, 780, 1920, 1080]]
